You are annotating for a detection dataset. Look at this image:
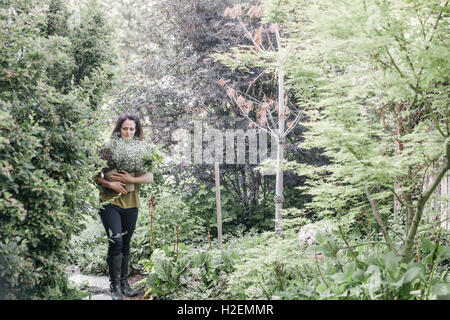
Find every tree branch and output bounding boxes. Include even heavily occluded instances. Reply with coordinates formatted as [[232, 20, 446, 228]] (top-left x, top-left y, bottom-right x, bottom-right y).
[[365, 186, 399, 255], [402, 146, 449, 262]]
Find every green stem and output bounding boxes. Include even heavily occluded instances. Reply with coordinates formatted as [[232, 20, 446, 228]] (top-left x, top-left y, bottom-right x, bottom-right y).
[[337, 223, 363, 269], [422, 228, 442, 299], [365, 186, 399, 255]]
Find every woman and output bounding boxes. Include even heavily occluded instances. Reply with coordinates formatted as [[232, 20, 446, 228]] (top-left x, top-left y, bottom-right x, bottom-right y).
[[95, 113, 153, 300]]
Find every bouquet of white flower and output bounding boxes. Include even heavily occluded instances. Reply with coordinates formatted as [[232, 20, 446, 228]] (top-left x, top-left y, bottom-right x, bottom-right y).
[[104, 133, 163, 191]]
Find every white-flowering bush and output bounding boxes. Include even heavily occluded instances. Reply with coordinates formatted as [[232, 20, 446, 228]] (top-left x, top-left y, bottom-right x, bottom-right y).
[[298, 223, 333, 245], [106, 133, 163, 173]]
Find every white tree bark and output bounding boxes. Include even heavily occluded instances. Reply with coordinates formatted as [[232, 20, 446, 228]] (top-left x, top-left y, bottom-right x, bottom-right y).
[[274, 30, 285, 236]]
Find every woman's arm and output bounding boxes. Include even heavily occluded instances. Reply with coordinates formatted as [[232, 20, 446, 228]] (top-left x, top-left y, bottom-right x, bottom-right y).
[[110, 171, 154, 185], [95, 174, 128, 194]]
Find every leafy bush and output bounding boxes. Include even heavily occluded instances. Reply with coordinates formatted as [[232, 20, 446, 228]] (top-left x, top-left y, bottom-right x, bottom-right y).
[[0, 0, 115, 299], [67, 215, 109, 275], [225, 225, 450, 300], [141, 243, 240, 300], [184, 185, 242, 235], [225, 230, 312, 299], [299, 230, 450, 300], [151, 187, 207, 247]]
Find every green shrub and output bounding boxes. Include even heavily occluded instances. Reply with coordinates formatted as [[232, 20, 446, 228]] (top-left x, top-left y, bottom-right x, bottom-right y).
[[67, 215, 109, 275], [141, 243, 240, 300], [0, 0, 115, 299], [225, 226, 450, 300], [184, 185, 242, 236], [225, 230, 311, 299], [151, 188, 207, 247], [299, 230, 450, 300]]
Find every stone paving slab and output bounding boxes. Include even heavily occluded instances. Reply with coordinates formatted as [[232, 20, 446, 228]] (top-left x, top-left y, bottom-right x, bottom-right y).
[[69, 273, 110, 293], [66, 266, 145, 300], [83, 293, 112, 300], [67, 267, 112, 300]]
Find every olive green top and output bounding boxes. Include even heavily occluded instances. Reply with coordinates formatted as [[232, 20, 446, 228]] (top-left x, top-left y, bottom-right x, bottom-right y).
[[99, 183, 141, 209]]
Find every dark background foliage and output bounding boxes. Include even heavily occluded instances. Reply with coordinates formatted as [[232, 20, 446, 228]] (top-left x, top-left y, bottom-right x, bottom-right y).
[[108, 0, 328, 233]]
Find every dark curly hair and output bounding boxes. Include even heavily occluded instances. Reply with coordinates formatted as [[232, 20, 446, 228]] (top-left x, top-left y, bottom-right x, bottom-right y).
[[112, 112, 144, 141]]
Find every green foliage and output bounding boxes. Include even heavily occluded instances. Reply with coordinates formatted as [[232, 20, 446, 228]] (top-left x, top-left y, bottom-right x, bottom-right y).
[[0, 0, 116, 299], [225, 230, 311, 299], [301, 231, 450, 300], [184, 185, 242, 235], [224, 228, 449, 300], [39, 273, 88, 300], [142, 243, 240, 299], [67, 215, 109, 275], [150, 187, 207, 247], [273, 0, 450, 261]]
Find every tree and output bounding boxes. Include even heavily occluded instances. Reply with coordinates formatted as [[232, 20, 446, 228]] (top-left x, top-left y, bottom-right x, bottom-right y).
[[215, 1, 308, 235], [282, 0, 449, 262]]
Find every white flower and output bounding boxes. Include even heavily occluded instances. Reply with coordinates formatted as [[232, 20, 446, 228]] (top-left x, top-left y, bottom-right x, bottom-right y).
[[106, 133, 162, 173]]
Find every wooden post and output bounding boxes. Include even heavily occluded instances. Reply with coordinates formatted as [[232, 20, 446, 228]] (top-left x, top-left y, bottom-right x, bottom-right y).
[[214, 162, 223, 249], [149, 196, 156, 250]]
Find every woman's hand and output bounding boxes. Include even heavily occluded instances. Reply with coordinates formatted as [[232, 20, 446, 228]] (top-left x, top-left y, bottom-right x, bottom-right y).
[[108, 180, 128, 195], [110, 170, 135, 184]]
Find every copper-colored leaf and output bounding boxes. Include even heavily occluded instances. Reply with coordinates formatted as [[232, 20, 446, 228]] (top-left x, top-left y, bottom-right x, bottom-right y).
[[248, 6, 256, 18], [233, 5, 243, 18], [218, 79, 225, 87], [224, 7, 231, 18], [246, 100, 254, 111], [257, 111, 267, 126], [285, 105, 291, 117], [261, 102, 270, 111], [253, 26, 264, 47], [226, 87, 236, 98], [236, 95, 246, 107], [269, 23, 280, 33], [254, 5, 263, 18]]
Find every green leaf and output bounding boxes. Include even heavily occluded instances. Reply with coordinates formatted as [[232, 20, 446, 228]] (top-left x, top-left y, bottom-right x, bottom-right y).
[[437, 246, 450, 262], [402, 265, 424, 285], [155, 259, 173, 283], [381, 251, 401, 273], [351, 269, 365, 283], [431, 283, 450, 300], [420, 237, 435, 253], [316, 282, 327, 293]]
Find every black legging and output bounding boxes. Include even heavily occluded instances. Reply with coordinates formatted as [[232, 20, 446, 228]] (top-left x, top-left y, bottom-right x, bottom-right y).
[[99, 204, 138, 256]]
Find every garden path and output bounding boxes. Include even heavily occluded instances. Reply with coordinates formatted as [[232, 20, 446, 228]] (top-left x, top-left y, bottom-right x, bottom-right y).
[[66, 266, 112, 300], [66, 266, 146, 300]]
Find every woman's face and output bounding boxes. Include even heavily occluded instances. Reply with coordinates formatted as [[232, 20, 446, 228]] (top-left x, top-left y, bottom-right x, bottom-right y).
[[121, 119, 136, 140]]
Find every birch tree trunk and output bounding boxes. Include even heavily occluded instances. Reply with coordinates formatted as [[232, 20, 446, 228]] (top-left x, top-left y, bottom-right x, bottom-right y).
[[274, 29, 285, 236], [442, 172, 450, 230]]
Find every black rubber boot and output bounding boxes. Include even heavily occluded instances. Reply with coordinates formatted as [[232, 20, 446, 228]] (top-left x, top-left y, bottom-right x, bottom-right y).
[[120, 255, 139, 297], [107, 255, 124, 300]]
